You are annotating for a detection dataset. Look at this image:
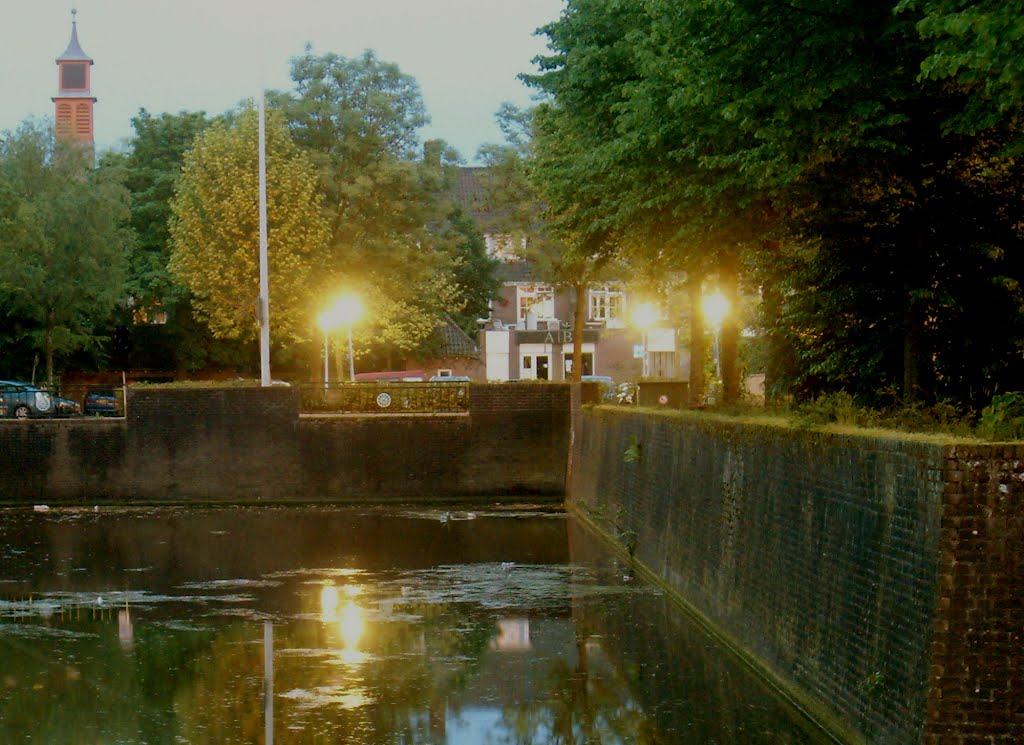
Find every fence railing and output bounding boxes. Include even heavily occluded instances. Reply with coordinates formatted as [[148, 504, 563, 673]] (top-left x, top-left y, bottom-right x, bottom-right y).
[[299, 382, 470, 414]]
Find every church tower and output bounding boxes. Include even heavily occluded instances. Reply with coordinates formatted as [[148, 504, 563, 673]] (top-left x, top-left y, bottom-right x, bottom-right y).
[[53, 9, 96, 145]]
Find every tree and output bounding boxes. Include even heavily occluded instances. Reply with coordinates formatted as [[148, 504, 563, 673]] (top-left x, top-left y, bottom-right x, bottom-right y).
[[898, 0, 1024, 136], [268, 48, 465, 362], [527, 0, 1024, 409], [0, 119, 132, 385], [169, 105, 329, 352], [475, 103, 621, 383], [105, 108, 241, 373], [440, 207, 501, 337]]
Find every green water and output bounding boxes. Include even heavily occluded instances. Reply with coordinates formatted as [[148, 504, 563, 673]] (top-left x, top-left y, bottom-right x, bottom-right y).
[[0, 506, 832, 744]]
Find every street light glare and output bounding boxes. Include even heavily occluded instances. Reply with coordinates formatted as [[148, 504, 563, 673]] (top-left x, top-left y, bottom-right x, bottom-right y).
[[319, 294, 364, 331], [631, 301, 659, 331], [702, 292, 729, 329]]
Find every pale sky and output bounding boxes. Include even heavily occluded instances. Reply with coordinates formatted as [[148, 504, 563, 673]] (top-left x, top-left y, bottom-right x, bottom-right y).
[[0, 0, 565, 162]]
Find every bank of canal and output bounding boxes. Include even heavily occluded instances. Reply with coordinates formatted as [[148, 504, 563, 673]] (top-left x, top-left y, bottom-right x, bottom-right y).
[[0, 505, 833, 744]]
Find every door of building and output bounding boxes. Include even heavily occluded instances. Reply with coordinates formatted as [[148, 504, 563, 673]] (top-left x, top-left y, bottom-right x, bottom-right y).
[[536, 355, 550, 380]]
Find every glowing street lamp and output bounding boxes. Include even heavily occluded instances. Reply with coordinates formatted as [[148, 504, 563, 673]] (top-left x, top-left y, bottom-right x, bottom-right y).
[[318, 294, 364, 386], [701, 291, 729, 381], [631, 301, 659, 379]]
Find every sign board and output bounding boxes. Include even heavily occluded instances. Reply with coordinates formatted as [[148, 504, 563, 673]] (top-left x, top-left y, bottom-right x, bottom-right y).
[[633, 344, 645, 359], [516, 329, 600, 345]]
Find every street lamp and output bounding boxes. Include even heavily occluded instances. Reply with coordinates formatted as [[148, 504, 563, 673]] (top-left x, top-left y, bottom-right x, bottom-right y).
[[631, 301, 659, 379], [318, 294, 364, 387], [701, 291, 729, 381]]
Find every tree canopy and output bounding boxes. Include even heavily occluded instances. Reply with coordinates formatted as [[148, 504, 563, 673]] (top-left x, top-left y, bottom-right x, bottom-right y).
[[169, 106, 329, 351], [268, 48, 482, 361], [0, 120, 132, 384], [526, 0, 1024, 409]]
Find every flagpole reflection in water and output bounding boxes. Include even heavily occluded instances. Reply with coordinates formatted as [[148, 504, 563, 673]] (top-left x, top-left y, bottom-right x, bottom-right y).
[[263, 621, 273, 745]]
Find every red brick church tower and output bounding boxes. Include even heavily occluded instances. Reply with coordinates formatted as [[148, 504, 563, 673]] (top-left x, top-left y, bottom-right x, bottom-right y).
[[53, 9, 96, 145]]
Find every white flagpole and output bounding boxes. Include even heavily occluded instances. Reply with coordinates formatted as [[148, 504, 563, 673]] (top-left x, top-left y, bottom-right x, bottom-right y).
[[258, 92, 271, 386]]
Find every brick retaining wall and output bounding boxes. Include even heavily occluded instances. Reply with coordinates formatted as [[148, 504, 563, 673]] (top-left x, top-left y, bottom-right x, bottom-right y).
[[0, 384, 570, 503], [569, 408, 1022, 745]]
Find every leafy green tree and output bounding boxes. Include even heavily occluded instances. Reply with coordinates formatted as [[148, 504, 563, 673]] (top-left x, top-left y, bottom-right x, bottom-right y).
[[898, 0, 1024, 135], [268, 48, 464, 363], [441, 207, 501, 337], [528, 0, 1024, 409], [476, 103, 622, 383], [169, 105, 329, 352], [104, 109, 241, 373], [0, 119, 132, 385]]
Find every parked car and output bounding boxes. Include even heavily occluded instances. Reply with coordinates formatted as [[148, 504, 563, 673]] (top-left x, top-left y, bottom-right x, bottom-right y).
[[0, 380, 80, 419], [84, 386, 119, 417], [429, 375, 471, 382], [581, 374, 618, 402]]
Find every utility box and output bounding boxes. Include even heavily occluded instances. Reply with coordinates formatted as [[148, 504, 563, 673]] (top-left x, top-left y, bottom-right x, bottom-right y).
[[637, 380, 689, 408]]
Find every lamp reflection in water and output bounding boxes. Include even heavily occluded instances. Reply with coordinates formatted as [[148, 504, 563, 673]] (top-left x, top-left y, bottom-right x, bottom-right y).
[[320, 582, 368, 663]]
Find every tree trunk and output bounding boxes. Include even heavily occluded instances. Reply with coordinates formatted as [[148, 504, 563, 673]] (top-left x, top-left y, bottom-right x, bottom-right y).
[[687, 275, 706, 407], [761, 281, 786, 405], [719, 250, 742, 404], [572, 280, 586, 382], [45, 308, 55, 388]]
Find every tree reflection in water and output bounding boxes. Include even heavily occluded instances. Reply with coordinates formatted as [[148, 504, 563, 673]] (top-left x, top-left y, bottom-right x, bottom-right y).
[[0, 507, 832, 744]]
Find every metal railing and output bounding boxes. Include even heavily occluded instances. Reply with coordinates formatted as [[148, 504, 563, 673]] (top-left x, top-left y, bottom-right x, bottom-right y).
[[299, 381, 470, 414]]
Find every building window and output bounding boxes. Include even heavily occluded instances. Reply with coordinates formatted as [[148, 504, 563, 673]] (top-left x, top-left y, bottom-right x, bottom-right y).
[[589, 286, 625, 328], [518, 285, 554, 322]]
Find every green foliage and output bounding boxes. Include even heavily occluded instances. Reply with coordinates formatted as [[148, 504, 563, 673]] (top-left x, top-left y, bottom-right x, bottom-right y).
[[789, 391, 975, 436], [527, 0, 1024, 411], [977, 392, 1024, 441], [442, 208, 501, 337], [0, 120, 132, 385], [898, 0, 1024, 138], [269, 48, 464, 359], [169, 105, 329, 347], [623, 434, 641, 462], [109, 108, 239, 373]]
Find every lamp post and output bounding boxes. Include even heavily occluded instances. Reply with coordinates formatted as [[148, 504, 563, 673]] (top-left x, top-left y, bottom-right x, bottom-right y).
[[631, 301, 659, 379], [318, 294, 364, 387], [701, 291, 729, 382]]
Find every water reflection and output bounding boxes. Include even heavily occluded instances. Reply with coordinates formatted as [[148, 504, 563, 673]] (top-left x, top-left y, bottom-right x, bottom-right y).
[[0, 506, 831, 744]]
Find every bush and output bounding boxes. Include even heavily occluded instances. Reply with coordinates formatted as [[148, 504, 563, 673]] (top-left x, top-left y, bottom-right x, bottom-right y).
[[977, 392, 1024, 441]]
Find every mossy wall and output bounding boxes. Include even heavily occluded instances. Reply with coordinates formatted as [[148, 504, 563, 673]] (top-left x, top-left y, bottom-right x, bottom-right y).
[[569, 408, 1022, 745]]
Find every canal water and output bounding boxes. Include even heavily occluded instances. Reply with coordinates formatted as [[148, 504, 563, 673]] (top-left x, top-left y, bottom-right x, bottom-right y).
[[0, 506, 832, 744]]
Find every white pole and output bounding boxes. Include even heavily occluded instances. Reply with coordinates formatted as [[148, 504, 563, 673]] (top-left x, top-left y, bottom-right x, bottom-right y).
[[347, 325, 355, 381], [323, 332, 329, 390], [642, 331, 649, 378], [263, 621, 274, 745], [258, 92, 271, 387]]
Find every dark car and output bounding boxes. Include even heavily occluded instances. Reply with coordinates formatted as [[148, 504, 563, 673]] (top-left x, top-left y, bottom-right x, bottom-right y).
[[0, 380, 80, 419], [581, 374, 618, 402], [83, 386, 119, 417]]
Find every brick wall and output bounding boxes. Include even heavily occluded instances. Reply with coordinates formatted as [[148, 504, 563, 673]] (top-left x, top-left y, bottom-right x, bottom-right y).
[[0, 384, 570, 503], [925, 445, 1024, 745], [569, 408, 1022, 745]]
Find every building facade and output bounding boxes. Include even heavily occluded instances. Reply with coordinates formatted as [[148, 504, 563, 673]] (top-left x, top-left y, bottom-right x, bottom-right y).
[[453, 167, 682, 382]]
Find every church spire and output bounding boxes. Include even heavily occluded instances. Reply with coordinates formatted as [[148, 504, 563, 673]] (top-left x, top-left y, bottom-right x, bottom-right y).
[[58, 9, 93, 63], [53, 8, 97, 146]]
